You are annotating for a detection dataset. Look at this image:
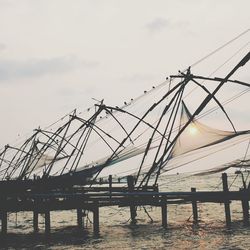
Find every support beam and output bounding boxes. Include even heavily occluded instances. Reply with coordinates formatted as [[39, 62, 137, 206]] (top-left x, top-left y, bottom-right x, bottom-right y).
[[33, 211, 39, 233], [93, 203, 99, 236], [109, 175, 112, 199], [130, 205, 137, 224], [45, 211, 51, 235], [161, 196, 167, 228], [222, 173, 231, 227], [191, 188, 198, 224], [1, 211, 7, 235], [77, 208, 83, 229], [127, 176, 137, 224], [241, 196, 249, 226]]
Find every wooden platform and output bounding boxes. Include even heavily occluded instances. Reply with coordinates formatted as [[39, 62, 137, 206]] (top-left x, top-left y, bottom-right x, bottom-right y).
[[0, 173, 249, 236]]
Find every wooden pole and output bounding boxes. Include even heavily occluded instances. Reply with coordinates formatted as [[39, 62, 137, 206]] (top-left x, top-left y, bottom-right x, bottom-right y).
[[222, 173, 231, 227], [45, 211, 51, 235], [241, 188, 249, 226], [191, 188, 198, 224], [109, 175, 112, 199], [93, 202, 99, 235], [33, 211, 39, 233], [77, 208, 83, 229], [242, 199, 249, 226], [161, 196, 167, 228], [1, 211, 7, 235], [127, 175, 137, 224]]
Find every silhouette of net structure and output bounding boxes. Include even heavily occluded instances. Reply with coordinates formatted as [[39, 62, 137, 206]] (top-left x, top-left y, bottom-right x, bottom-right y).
[[0, 43, 249, 191]]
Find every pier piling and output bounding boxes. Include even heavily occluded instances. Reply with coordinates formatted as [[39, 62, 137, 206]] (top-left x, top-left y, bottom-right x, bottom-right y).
[[191, 187, 198, 224], [1, 211, 7, 235], [161, 196, 167, 228], [127, 176, 137, 224], [93, 202, 99, 235], [109, 175, 112, 199], [77, 208, 83, 229], [33, 211, 39, 233], [241, 190, 249, 226], [45, 211, 51, 235], [222, 173, 231, 227]]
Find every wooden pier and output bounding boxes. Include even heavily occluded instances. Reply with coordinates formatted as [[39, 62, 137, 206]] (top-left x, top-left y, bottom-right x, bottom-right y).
[[0, 173, 249, 237]]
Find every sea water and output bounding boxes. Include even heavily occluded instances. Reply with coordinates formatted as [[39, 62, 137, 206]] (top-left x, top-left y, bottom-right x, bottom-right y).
[[1, 173, 250, 249]]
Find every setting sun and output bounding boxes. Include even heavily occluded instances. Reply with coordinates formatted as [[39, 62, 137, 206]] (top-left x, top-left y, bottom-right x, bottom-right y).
[[188, 124, 198, 135]]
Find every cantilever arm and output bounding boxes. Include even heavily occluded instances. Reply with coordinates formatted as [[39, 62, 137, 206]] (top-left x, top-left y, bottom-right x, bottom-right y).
[[170, 75, 250, 88], [181, 74, 237, 133]]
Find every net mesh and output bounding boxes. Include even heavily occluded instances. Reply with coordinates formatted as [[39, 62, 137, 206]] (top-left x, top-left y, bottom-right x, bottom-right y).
[[170, 102, 236, 158]]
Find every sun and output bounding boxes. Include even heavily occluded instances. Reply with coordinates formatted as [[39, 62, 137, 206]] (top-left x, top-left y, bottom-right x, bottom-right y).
[[188, 124, 198, 135]]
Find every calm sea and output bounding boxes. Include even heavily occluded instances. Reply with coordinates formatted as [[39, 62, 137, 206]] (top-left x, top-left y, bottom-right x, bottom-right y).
[[1, 173, 250, 249]]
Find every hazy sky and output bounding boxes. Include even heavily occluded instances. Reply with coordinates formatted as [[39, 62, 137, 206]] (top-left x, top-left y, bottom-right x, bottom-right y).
[[0, 0, 249, 148]]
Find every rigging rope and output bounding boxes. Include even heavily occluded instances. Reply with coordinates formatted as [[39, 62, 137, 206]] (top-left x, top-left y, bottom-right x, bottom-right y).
[[2, 29, 249, 153], [184, 28, 250, 71], [1, 30, 250, 183], [183, 40, 250, 100]]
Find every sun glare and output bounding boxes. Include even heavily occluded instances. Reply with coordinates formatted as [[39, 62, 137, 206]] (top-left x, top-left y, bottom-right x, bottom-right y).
[[188, 124, 198, 135]]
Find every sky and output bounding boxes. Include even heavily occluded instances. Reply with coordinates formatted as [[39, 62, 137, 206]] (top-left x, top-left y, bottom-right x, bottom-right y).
[[0, 0, 249, 148]]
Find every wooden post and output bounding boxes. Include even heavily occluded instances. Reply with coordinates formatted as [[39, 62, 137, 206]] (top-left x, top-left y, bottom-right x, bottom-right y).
[[242, 199, 249, 226], [222, 173, 231, 227], [33, 211, 39, 233], [1, 211, 7, 235], [109, 175, 112, 199], [45, 211, 51, 235], [0, 195, 7, 236], [77, 208, 83, 229], [93, 203, 99, 235], [127, 175, 137, 224], [241, 188, 249, 226], [161, 196, 167, 228], [191, 188, 198, 224]]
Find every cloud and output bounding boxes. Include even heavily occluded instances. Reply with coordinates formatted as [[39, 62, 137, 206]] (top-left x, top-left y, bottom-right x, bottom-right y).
[[145, 17, 189, 34], [0, 43, 6, 51], [146, 18, 170, 33], [0, 55, 99, 81]]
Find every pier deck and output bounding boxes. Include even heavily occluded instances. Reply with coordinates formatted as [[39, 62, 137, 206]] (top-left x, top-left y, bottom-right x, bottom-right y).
[[0, 173, 249, 236]]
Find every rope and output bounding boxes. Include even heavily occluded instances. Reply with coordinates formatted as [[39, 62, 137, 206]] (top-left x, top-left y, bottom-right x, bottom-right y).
[[2, 29, 249, 152], [184, 28, 250, 71], [183, 40, 250, 100], [1, 30, 250, 183]]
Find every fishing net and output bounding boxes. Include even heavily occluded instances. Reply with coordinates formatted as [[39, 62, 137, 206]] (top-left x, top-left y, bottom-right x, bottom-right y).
[[169, 102, 249, 158]]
